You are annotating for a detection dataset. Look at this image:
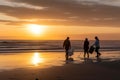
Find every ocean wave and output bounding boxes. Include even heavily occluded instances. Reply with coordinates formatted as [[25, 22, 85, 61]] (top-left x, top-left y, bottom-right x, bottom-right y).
[[0, 40, 120, 53]]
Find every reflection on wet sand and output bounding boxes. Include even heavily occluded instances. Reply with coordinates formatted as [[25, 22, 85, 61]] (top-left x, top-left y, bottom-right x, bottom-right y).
[[0, 51, 120, 71], [82, 57, 102, 64], [32, 52, 44, 66]]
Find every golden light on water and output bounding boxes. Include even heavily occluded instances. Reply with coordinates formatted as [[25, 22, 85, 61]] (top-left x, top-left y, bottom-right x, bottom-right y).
[[32, 52, 44, 66], [26, 24, 46, 35]]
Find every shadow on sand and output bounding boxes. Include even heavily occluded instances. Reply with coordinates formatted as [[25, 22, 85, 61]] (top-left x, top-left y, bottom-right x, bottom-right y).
[[65, 57, 74, 64]]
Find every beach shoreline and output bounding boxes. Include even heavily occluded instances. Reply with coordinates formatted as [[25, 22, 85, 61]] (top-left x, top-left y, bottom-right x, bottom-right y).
[[0, 51, 120, 80]]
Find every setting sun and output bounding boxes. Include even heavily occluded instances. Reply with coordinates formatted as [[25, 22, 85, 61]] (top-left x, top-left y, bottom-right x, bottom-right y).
[[26, 24, 46, 35]]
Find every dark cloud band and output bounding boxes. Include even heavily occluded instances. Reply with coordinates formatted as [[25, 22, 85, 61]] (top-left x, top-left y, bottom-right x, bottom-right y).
[[0, 0, 120, 27]]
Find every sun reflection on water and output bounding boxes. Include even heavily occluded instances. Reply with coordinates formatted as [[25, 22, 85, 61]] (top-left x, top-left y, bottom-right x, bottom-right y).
[[32, 52, 44, 66]]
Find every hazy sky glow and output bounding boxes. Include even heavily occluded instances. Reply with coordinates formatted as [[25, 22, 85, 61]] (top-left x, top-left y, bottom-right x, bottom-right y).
[[0, 0, 120, 40]]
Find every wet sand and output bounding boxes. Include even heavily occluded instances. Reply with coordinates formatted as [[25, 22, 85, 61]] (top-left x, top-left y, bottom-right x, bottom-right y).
[[0, 51, 120, 80]]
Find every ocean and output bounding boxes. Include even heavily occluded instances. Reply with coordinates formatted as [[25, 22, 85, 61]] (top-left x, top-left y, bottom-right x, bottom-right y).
[[0, 40, 120, 53]]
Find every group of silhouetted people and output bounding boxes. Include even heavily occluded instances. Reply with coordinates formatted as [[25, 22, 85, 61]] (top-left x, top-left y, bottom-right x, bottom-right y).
[[63, 36, 101, 60]]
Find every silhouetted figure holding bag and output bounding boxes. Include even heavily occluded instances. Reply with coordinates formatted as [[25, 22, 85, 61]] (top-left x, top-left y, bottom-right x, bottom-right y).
[[93, 36, 101, 57], [63, 37, 71, 60]]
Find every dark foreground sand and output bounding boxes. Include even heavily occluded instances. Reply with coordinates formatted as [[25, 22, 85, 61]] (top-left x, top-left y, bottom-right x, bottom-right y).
[[0, 60, 120, 80]]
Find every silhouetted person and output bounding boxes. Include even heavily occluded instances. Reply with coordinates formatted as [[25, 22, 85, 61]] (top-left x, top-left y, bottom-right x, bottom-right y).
[[83, 38, 89, 58], [63, 37, 71, 60], [93, 36, 101, 57]]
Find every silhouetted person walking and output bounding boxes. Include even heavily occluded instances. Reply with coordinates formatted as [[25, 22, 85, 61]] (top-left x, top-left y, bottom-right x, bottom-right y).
[[93, 36, 101, 57], [63, 37, 71, 60], [83, 38, 89, 58]]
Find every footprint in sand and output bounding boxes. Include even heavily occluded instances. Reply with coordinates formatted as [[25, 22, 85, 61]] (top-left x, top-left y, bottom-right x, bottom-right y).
[[56, 76, 64, 80]]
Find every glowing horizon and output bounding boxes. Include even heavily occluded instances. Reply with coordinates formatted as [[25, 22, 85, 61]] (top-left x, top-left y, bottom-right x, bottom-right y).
[[0, 24, 120, 40], [26, 24, 47, 36]]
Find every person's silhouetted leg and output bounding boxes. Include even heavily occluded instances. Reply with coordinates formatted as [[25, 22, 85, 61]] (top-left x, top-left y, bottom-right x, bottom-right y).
[[87, 52, 89, 58], [66, 55, 68, 60], [95, 47, 100, 57], [84, 51, 86, 58], [65, 50, 69, 60]]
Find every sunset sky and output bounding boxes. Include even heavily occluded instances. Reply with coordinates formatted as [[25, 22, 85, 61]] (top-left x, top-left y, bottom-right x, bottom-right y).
[[0, 0, 120, 40]]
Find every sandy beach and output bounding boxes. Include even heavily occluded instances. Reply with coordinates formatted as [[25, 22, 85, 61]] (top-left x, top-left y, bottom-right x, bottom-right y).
[[0, 51, 120, 80]]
